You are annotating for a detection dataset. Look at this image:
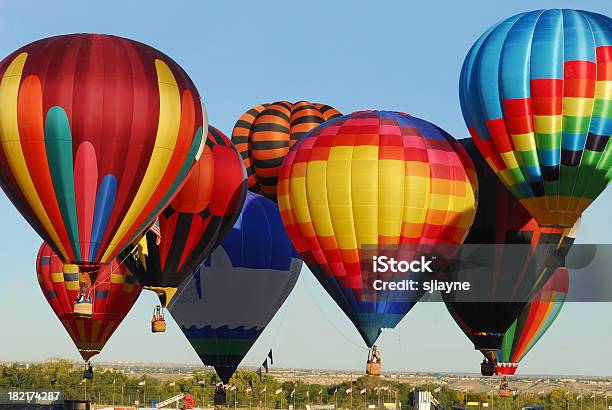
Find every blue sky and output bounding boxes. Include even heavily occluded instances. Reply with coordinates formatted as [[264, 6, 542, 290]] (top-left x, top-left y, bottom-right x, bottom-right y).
[[0, 1, 610, 376]]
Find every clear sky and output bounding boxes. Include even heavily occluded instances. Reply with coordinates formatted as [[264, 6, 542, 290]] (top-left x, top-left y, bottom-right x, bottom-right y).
[[0, 0, 610, 377]]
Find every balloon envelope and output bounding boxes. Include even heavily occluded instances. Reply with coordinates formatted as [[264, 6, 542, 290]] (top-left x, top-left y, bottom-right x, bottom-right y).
[[278, 110, 478, 346], [231, 101, 341, 200], [0, 34, 206, 268], [37, 242, 142, 361], [459, 9, 612, 228], [443, 139, 576, 351], [122, 125, 246, 306], [169, 192, 301, 383]]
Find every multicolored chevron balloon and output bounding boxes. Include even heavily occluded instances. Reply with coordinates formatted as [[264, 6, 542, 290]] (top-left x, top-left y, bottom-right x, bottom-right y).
[[231, 101, 341, 200], [459, 9, 612, 228]]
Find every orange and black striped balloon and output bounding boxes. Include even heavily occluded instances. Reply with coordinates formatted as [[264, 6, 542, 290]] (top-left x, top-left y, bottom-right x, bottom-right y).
[[231, 101, 341, 200]]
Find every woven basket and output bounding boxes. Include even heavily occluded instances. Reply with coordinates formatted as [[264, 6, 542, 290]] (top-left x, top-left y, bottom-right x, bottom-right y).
[[152, 318, 167, 333], [73, 302, 93, 318], [366, 361, 381, 376]]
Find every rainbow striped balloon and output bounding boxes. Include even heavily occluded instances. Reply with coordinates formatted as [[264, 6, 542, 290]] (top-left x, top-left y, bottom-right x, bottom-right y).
[[278, 111, 478, 346], [460, 9, 612, 228], [495, 267, 569, 376]]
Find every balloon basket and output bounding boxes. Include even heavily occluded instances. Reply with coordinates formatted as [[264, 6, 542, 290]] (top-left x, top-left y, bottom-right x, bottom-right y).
[[152, 318, 166, 333], [366, 361, 381, 376], [480, 361, 496, 377], [499, 389, 511, 398], [73, 301, 93, 318]]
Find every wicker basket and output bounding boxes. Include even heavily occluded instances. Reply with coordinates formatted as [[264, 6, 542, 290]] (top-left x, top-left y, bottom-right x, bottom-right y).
[[366, 361, 381, 376], [152, 318, 167, 333], [73, 301, 93, 318]]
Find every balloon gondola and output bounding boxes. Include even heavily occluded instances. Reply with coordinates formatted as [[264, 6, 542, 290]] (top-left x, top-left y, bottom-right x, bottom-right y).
[[366, 345, 382, 376]]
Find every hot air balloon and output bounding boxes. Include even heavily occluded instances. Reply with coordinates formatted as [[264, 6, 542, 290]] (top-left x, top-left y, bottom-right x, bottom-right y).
[[0, 34, 206, 309], [122, 125, 246, 329], [277, 110, 478, 374], [231, 101, 341, 200], [443, 139, 576, 375], [495, 267, 569, 376], [37, 242, 142, 362], [169, 191, 301, 385], [459, 9, 612, 228]]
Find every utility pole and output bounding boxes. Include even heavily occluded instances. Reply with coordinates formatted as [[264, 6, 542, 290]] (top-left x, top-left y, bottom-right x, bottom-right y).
[[350, 374, 353, 410]]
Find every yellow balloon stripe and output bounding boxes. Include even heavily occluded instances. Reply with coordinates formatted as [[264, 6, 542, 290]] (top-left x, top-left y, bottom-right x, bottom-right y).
[[326, 146, 357, 250], [351, 146, 379, 246], [0, 53, 68, 259], [101, 59, 181, 262], [378, 159, 404, 241]]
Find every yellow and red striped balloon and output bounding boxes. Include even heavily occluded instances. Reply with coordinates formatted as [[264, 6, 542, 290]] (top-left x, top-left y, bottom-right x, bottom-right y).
[[278, 110, 478, 346], [231, 101, 341, 200]]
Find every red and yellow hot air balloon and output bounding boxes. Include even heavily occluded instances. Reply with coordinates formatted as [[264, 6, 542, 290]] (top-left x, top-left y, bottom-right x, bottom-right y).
[[122, 125, 247, 311], [278, 110, 478, 372], [231, 101, 341, 200], [0, 34, 206, 274], [37, 242, 142, 361]]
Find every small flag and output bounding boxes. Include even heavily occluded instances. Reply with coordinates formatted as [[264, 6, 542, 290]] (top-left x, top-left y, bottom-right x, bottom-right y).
[[245, 387, 252, 393], [345, 388, 352, 395], [538, 391, 545, 396], [150, 218, 161, 245], [112, 379, 116, 385], [138, 381, 146, 386], [256, 367, 262, 381], [268, 349, 274, 365], [318, 389, 323, 395], [216, 382, 224, 387], [577, 395, 583, 399], [334, 388, 338, 395], [360, 388, 367, 395], [169, 382, 176, 387], [262, 358, 269, 373], [275, 388, 283, 395], [231, 385, 237, 391], [590, 395, 595, 399], [249, 381, 253, 391], [80, 379, 86, 385], [434, 387, 441, 393], [291, 389, 295, 398], [260, 387, 267, 394]]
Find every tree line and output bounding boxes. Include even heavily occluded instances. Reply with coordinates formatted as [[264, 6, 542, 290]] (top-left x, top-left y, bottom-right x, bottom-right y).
[[0, 360, 605, 410]]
